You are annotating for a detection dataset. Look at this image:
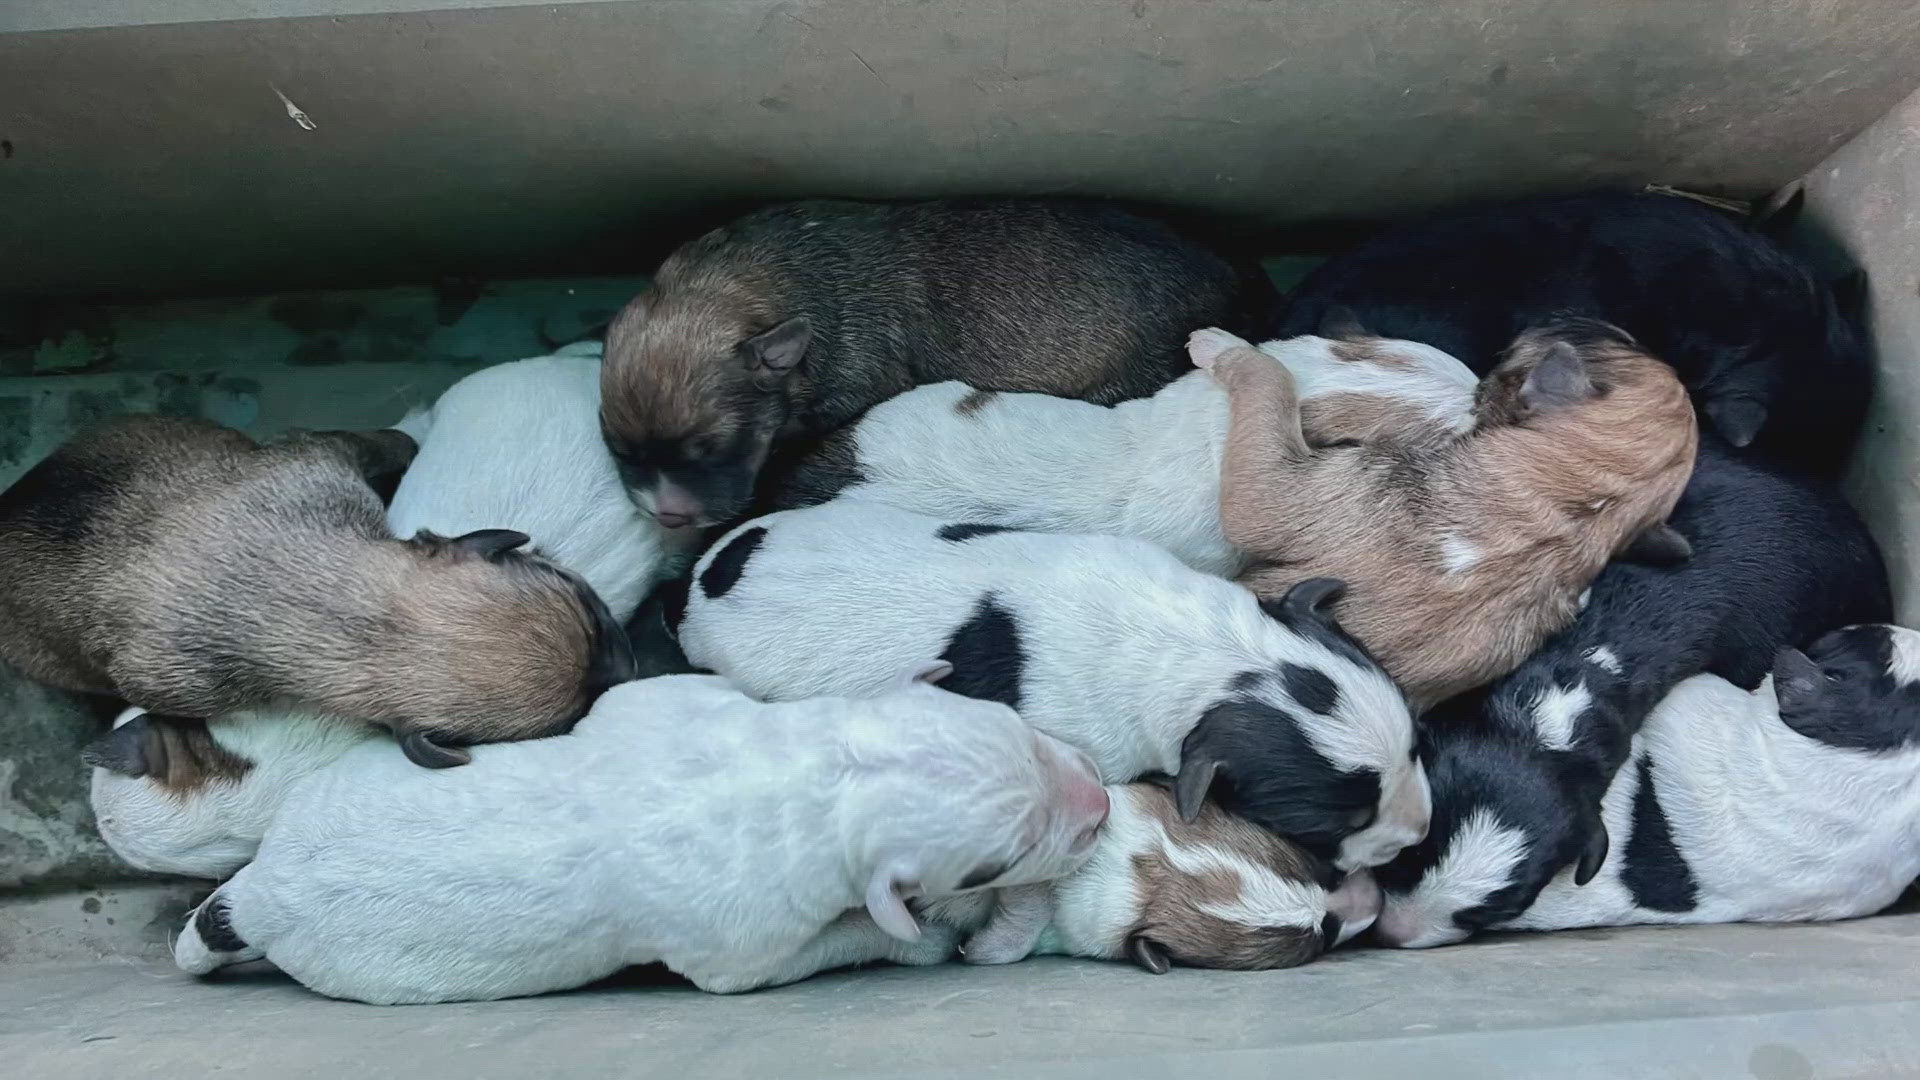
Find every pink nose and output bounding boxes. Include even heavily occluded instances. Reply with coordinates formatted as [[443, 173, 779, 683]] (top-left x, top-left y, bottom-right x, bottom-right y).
[[1074, 781, 1112, 828], [651, 480, 704, 529]]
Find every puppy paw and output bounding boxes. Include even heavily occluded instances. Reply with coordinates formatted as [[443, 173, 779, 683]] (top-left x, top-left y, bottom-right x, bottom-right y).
[[1188, 327, 1252, 370]]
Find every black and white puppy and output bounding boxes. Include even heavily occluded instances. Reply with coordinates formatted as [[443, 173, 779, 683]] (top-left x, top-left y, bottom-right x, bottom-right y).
[[1377, 625, 1920, 944], [677, 499, 1427, 871], [1277, 190, 1872, 474]]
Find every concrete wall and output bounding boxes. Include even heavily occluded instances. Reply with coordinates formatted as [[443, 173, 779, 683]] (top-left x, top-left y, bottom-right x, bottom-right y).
[[3, 0, 1919, 298], [1807, 85, 1920, 622]]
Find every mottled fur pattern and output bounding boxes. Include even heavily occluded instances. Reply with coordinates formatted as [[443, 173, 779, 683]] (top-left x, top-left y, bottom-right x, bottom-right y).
[[1370, 438, 1891, 936], [762, 331, 1478, 578], [1377, 625, 1920, 945], [173, 671, 1110, 1003], [600, 198, 1268, 527], [387, 347, 699, 624], [0, 416, 631, 762], [1198, 320, 1697, 709], [915, 784, 1380, 974], [1276, 189, 1872, 475], [678, 499, 1425, 870]]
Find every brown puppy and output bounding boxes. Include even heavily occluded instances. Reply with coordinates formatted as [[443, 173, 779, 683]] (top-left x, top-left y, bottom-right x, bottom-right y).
[[600, 198, 1266, 528], [0, 417, 635, 767], [1198, 319, 1697, 709]]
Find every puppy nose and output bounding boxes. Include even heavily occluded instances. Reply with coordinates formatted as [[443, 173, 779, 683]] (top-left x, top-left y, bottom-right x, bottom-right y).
[[1327, 869, 1382, 945], [654, 510, 694, 529]]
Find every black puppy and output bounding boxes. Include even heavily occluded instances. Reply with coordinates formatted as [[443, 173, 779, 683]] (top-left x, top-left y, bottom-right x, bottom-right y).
[[1372, 437, 1891, 941], [1277, 190, 1871, 475]]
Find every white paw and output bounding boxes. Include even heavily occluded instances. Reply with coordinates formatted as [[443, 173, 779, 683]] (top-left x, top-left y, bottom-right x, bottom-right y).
[[1188, 327, 1251, 370]]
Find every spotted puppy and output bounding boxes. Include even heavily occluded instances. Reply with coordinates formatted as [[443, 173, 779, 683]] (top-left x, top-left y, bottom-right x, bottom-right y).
[[1194, 318, 1697, 709], [678, 499, 1427, 871], [920, 783, 1382, 974], [1375, 625, 1920, 946], [174, 666, 1110, 1002], [764, 320, 1479, 578]]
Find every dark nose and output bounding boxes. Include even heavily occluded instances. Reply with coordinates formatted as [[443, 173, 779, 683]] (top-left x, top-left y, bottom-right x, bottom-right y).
[[654, 511, 694, 529]]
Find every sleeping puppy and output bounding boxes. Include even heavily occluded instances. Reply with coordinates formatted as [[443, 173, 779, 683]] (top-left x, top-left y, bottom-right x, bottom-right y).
[[173, 666, 1111, 1002]]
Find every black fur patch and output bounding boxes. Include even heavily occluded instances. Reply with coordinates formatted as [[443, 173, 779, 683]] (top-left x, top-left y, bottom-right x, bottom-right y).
[[958, 861, 1008, 890], [699, 527, 768, 600], [1319, 912, 1342, 951], [0, 451, 116, 544], [937, 523, 1017, 543], [1185, 695, 1379, 862], [936, 595, 1025, 711], [1779, 625, 1920, 752], [195, 896, 248, 953], [1280, 663, 1340, 715], [1620, 756, 1698, 913]]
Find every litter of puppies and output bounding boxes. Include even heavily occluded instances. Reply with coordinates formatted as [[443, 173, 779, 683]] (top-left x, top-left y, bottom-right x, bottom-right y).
[[6, 189, 1911, 1005]]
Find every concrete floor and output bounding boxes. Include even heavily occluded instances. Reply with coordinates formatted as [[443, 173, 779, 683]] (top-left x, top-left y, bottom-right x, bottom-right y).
[[6, 913, 1920, 1079]]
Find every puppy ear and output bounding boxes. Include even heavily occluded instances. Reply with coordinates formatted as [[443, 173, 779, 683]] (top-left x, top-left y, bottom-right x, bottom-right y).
[[400, 729, 472, 769], [1518, 342, 1596, 415], [739, 317, 813, 387], [1172, 755, 1221, 822], [1704, 396, 1767, 449], [1771, 646, 1827, 717], [1573, 819, 1610, 886], [1126, 933, 1173, 974], [892, 659, 954, 690], [82, 713, 167, 778], [446, 529, 531, 561], [865, 862, 922, 943], [1261, 576, 1348, 630], [1618, 522, 1692, 566], [1317, 304, 1369, 339]]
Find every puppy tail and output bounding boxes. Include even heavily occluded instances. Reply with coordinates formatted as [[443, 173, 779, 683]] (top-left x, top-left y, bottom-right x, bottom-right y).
[[175, 891, 263, 975]]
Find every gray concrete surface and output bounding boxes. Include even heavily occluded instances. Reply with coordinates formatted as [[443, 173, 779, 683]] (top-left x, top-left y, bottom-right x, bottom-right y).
[[5, 913, 1920, 1079], [4, 1, 1920, 297], [1810, 85, 1920, 627]]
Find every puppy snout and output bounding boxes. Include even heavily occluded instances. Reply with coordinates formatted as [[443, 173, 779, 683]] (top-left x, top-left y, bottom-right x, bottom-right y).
[[652, 480, 705, 529], [1327, 869, 1382, 945]]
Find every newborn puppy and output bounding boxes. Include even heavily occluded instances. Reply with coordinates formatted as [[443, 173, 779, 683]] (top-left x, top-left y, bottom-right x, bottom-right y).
[[678, 499, 1426, 871], [600, 197, 1269, 528], [1376, 625, 1920, 946], [0, 417, 633, 767], [1196, 319, 1697, 708], [1275, 189, 1872, 474], [174, 666, 1110, 1003], [388, 344, 699, 624], [919, 783, 1381, 974], [763, 322, 1479, 578]]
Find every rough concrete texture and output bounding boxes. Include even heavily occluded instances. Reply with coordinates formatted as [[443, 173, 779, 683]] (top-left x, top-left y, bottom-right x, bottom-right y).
[[1811, 85, 1920, 626], [4, 1, 1920, 297], [0, 277, 639, 891], [5, 912, 1920, 1079], [0, 883, 204, 964]]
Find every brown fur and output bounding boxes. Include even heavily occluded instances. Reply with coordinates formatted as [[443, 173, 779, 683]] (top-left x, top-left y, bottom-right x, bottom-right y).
[[954, 389, 999, 416], [1125, 786, 1327, 971], [1211, 320, 1698, 709], [0, 417, 625, 756]]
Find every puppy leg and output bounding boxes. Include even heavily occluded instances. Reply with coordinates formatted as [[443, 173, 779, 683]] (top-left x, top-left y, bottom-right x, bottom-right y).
[[1205, 344, 1314, 551], [960, 884, 1054, 965]]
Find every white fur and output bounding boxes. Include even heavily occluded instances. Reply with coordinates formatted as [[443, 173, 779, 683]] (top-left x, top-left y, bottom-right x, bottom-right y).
[[1372, 809, 1530, 949], [1439, 534, 1484, 574], [1889, 632, 1920, 685], [88, 707, 373, 879], [174, 673, 1109, 1003], [1529, 683, 1592, 753], [826, 334, 1477, 578], [680, 500, 1424, 870], [387, 353, 696, 622], [1586, 646, 1623, 674]]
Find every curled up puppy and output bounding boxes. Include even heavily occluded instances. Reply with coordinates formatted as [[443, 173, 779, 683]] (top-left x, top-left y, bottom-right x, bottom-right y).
[[0, 416, 635, 768], [1191, 319, 1698, 709], [173, 666, 1111, 1003], [678, 499, 1428, 871]]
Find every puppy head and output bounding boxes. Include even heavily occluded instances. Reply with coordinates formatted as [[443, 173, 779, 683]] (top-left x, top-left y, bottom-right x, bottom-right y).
[[1179, 579, 1427, 871], [1773, 624, 1920, 752], [390, 529, 636, 766], [1077, 784, 1374, 973], [600, 289, 808, 529], [849, 661, 1110, 943]]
